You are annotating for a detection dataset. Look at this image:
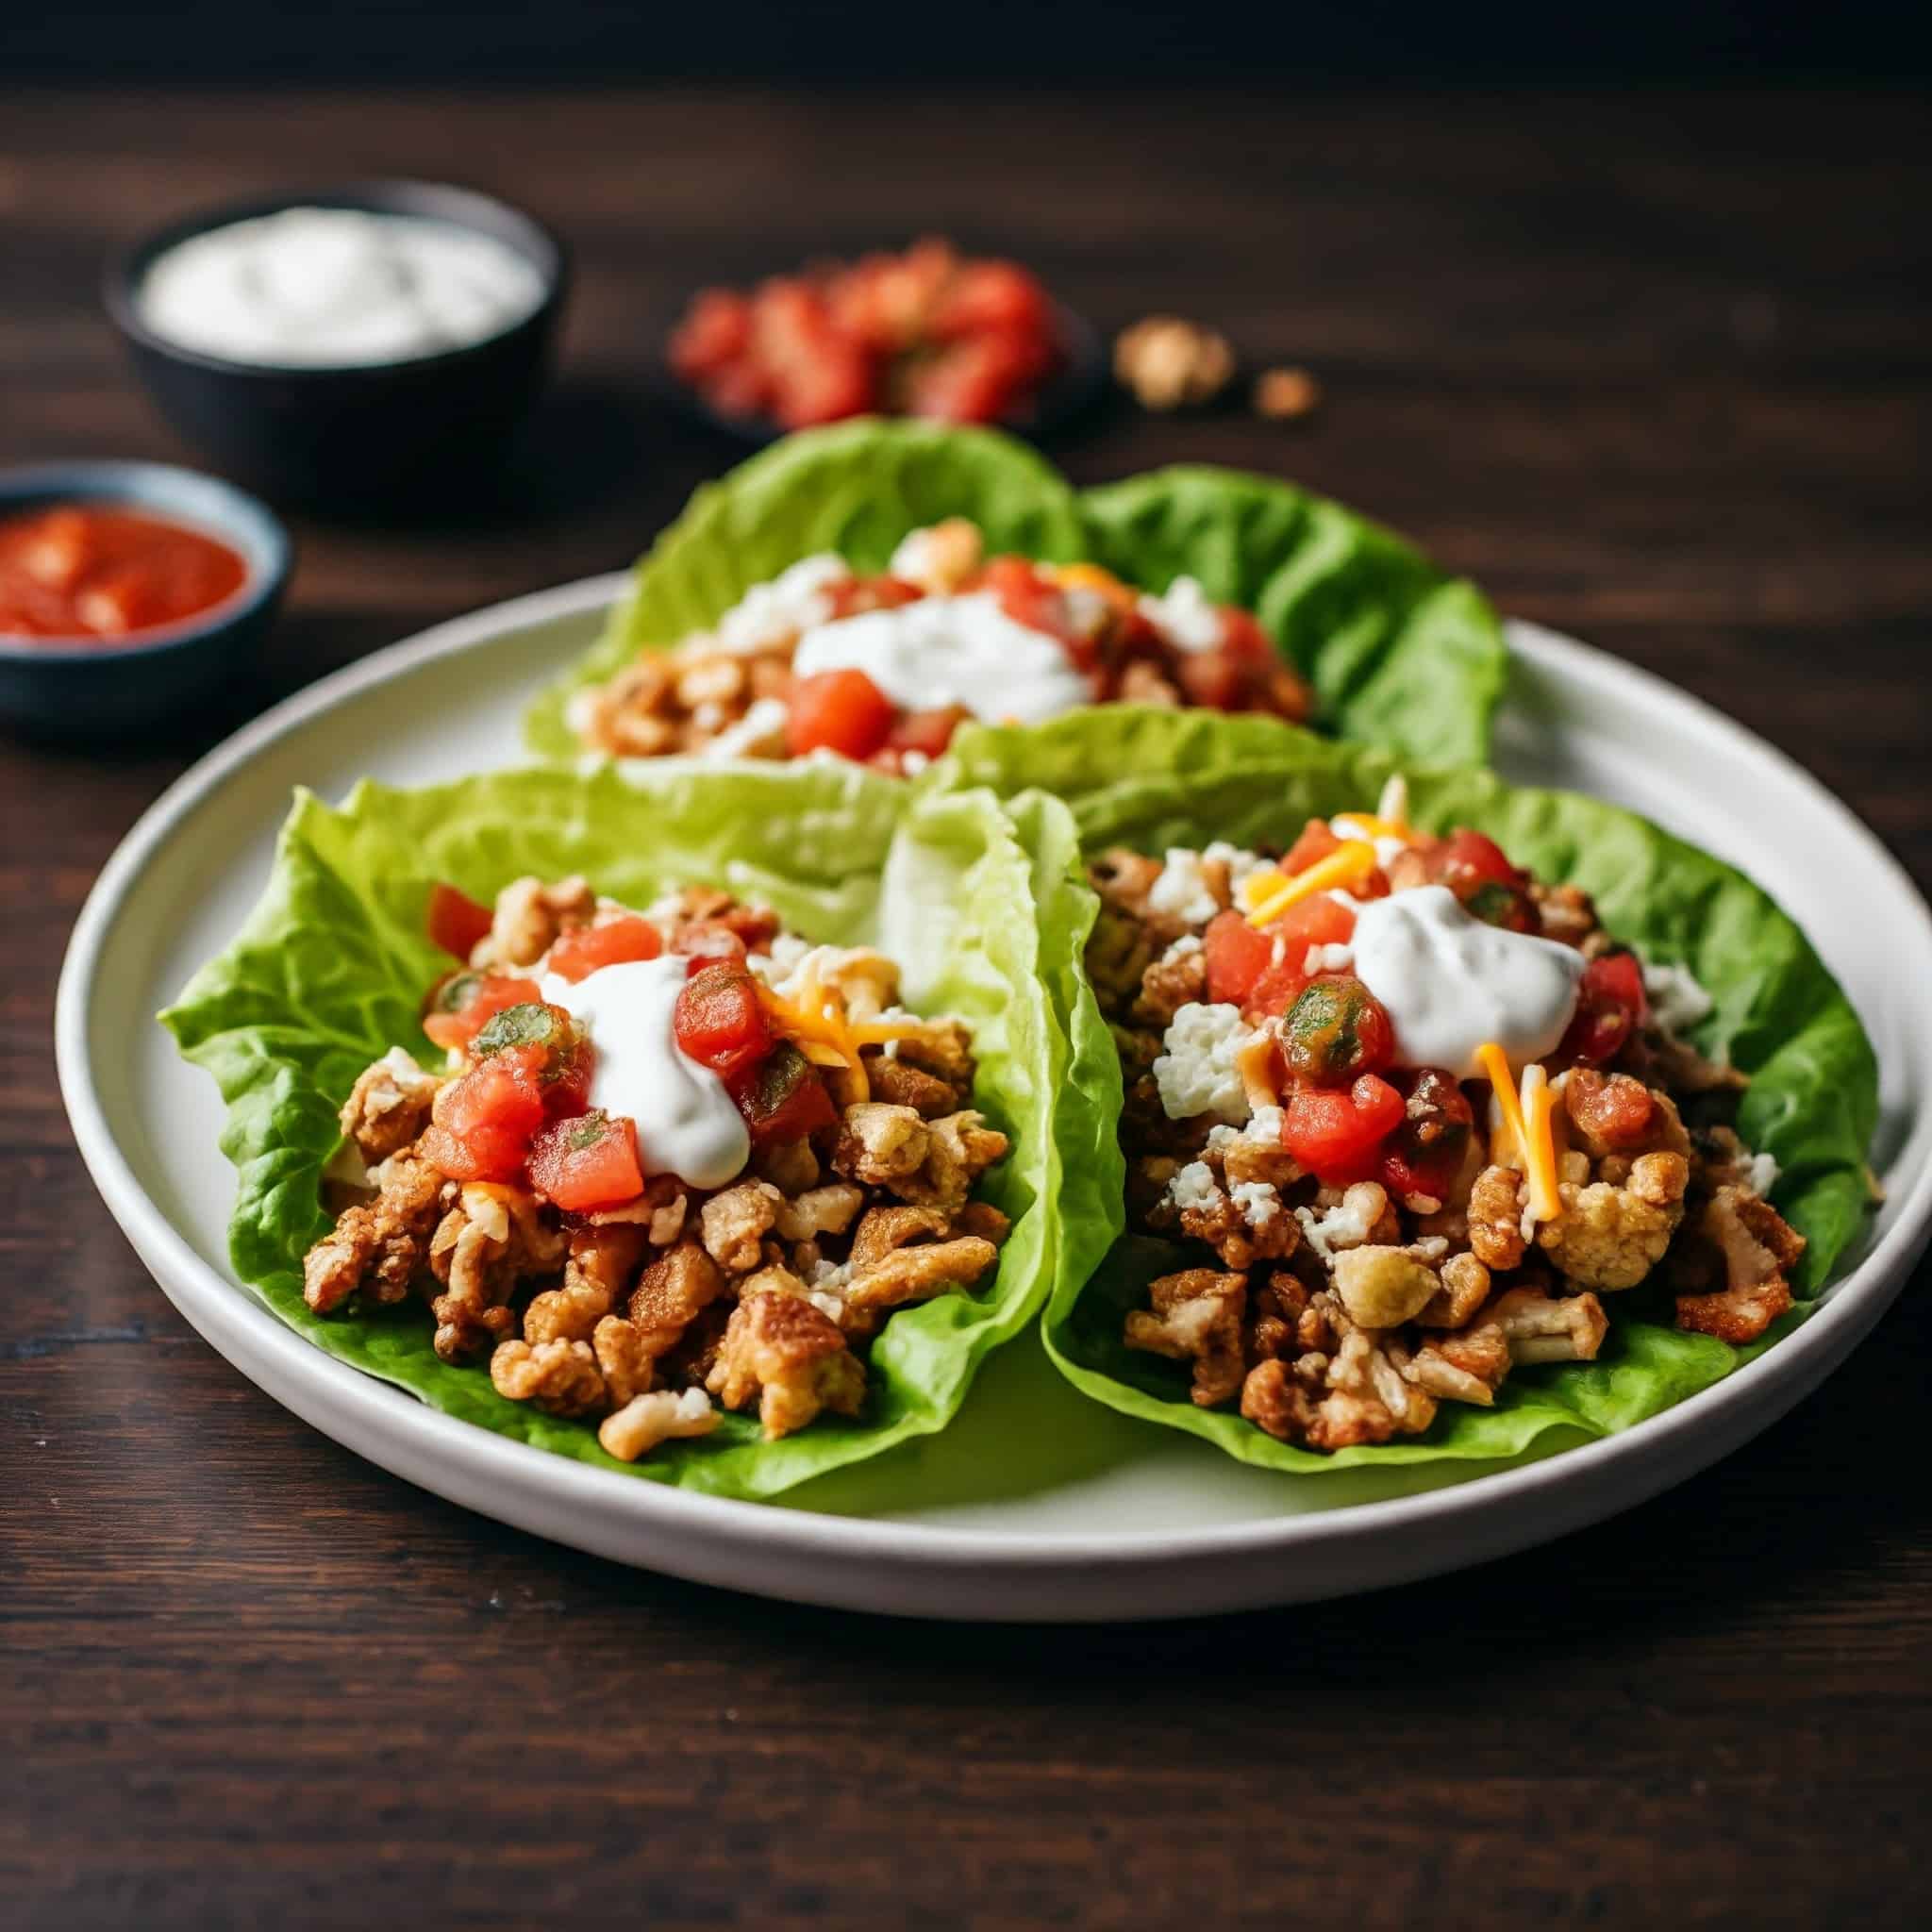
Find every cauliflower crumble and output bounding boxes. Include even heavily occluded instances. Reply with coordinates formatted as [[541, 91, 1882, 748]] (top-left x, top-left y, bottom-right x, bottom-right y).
[[1153, 1001, 1255, 1124]]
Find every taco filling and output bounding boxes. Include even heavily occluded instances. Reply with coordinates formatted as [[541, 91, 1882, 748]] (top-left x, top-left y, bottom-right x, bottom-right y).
[[566, 517, 1312, 774], [305, 874, 1010, 1460], [1090, 776, 1806, 1454]]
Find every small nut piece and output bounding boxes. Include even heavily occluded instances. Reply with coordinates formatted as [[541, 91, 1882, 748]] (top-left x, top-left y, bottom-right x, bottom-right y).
[[1253, 365, 1322, 421], [597, 1388, 720, 1463], [1113, 316, 1236, 410]]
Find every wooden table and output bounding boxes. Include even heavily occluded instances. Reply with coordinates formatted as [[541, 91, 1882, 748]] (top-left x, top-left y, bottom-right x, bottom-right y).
[[5, 86, 1928, 1929]]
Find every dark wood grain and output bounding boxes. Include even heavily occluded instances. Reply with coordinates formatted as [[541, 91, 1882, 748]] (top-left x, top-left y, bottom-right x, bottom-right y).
[[3, 84, 1928, 1932]]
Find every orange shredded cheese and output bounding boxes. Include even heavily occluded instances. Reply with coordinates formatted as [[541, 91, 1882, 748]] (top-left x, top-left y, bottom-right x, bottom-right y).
[[1476, 1041, 1526, 1167], [1243, 841, 1377, 927], [1519, 1061, 1562, 1228], [755, 961, 922, 1103]]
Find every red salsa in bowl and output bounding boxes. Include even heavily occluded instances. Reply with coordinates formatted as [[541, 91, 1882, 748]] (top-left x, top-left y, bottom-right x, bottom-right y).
[[0, 503, 249, 642]]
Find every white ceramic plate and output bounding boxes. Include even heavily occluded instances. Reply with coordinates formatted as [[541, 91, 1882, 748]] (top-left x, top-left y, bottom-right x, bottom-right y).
[[56, 578, 1932, 1621]]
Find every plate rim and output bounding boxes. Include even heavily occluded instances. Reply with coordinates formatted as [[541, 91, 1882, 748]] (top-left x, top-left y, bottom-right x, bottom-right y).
[[54, 575, 1932, 1609]]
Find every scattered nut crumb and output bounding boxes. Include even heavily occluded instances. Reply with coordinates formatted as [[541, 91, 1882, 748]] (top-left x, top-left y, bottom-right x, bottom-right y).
[[1253, 366, 1322, 421], [1113, 316, 1236, 410]]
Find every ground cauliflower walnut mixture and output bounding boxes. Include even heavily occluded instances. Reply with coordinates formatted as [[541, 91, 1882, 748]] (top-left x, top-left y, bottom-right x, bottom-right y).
[[302, 877, 1009, 1460], [1090, 819, 1806, 1454], [567, 518, 1311, 771]]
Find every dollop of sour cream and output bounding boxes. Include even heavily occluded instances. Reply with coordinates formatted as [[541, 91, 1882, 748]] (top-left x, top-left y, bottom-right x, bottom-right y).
[[539, 958, 749, 1189], [139, 208, 546, 368], [791, 591, 1092, 725], [1349, 885, 1586, 1077]]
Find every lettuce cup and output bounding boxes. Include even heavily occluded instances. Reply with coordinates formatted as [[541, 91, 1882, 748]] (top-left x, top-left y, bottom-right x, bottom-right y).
[[526, 420, 1507, 774], [162, 762, 1113, 1498], [941, 709, 1878, 1473]]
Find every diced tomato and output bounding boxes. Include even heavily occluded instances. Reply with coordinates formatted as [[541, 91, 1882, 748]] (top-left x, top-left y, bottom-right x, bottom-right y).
[[701, 359, 774, 422], [668, 288, 755, 382], [905, 333, 1048, 424], [1281, 817, 1342, 875], [546, 916, 663, 983], [1204, 910, 1273, 1005], [471, 1001, 591, 1114], [526, 1109, 645, 1212], [886, 704, 972, 760], [1563, 1066, 1656, 1150], [1559, 949, 1649, 1064], [730, 1041, 838, 1145], [928, 259, 1052, 341], [1438, 828, 1520, 885], [673, 962, 772, 1080], [1379, 1067, 1475, 1202], [422, 973, 541, 1052], [1217, 607, 1275, 668], [978, 555, 1059, 633], [751, 278, 879, 429], [786, 667, 897, 760], [1281, 974, 1395, 1085], [824, 575, 924, 621], [1281, 1074, 1406, 1188], [1174, 651, 1244, 711], [1272, 893, 1357, 951], [421, 1046, 548, 1181], [425, 882, 493, 961]]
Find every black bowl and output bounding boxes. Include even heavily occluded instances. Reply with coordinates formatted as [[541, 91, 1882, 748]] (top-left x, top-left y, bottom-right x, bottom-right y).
[[0, 461, 291, 738], [104, 180, 568, 508]]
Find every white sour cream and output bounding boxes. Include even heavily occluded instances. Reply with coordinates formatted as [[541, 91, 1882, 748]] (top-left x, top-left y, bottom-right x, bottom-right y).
[[791, 591, 1092, 725], [540, 958, 749, 1189], [1349, 885, 1585, 1077], [138, 208, 546, 368]]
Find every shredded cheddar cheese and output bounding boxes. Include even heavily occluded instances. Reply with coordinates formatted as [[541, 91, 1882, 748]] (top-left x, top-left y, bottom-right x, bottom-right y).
[[1053, 562, 1135, 608], [756, 963, 922, 1103], [1519, 1061, 1562, 1229], [1331, 812, 1408, 843], [1476, 1041, 1526, 1166], [1243, 841, 1378, 927]]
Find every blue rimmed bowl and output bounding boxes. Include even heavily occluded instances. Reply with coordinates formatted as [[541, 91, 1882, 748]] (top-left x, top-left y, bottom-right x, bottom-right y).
[[0, 461, 291, 737]]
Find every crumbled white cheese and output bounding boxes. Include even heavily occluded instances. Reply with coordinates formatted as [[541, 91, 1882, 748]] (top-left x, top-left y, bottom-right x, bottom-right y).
[[1747, 1151, 1781, 1197], [1203, 840, 1272, 895], [1295, 1192, 1378, 1261], [1136, 575, 1225, 653], [1243, 1103, 1284, 1145], [1204, 1124, 1241, 1155], [748, 930, 812, 986], [1153, 1001, 1254, 1124], [712, 554, 850, 654], [1230, 1180, 1281, 1228], [808, 1291, 847, 1323], [1059, 586, 1113, 639], [701, 696, 790, 761], [1407, 1235, 1450, 1263], [1643, 959, 1715, 1035], [1147, 849, 1223, 926], [1161, 932, 1204, 965], [564, 688, 599, 739], [1303, 941, 1355, 975], [1329, 818, 1410, 868], [809, 1257, 854, 1291], [1168, 1160, 1223, 1212], [900, 749, 931, 776]]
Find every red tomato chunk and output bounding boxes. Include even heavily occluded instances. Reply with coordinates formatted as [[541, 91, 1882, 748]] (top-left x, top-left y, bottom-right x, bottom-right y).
[[730, 1041, 838, 1145], [786, 667, 898, 760], [421, 974, 541, 1052], [1281, 1074, 1405, 1188], [421, 1045, 549, 1181], [546, 916, 663, 983], [527, 1110, 645, 1211], [425, 882, 493, 961], [674, 963, 772, 1080], [1560, 949, 1649, 1064]]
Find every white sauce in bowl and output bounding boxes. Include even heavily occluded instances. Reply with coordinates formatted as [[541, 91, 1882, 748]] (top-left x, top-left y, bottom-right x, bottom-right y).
[[138, 208, 547, 368], [540, 958, 749, 1189], [1350, 885, 1586, 1077], [791, 591, 1092, 724]]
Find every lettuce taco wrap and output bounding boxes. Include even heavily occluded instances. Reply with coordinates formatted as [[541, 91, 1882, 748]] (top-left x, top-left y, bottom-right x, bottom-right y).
[[940, 709, 1878, 1473], [526, 420, 1507, 772], [162, 762, 1114, 1498]]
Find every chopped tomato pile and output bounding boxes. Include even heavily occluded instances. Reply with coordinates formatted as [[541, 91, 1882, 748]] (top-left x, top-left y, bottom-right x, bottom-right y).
[[416, 894, 841, 1210], [668, 238, 1062, 430]]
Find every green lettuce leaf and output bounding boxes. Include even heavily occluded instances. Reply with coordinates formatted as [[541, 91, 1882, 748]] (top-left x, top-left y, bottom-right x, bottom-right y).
[[939, 708, 1879, 1474], [524, 419, 1086, 757], [524, 423, 1507, 765], [161, 762, 1109, 1499]]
